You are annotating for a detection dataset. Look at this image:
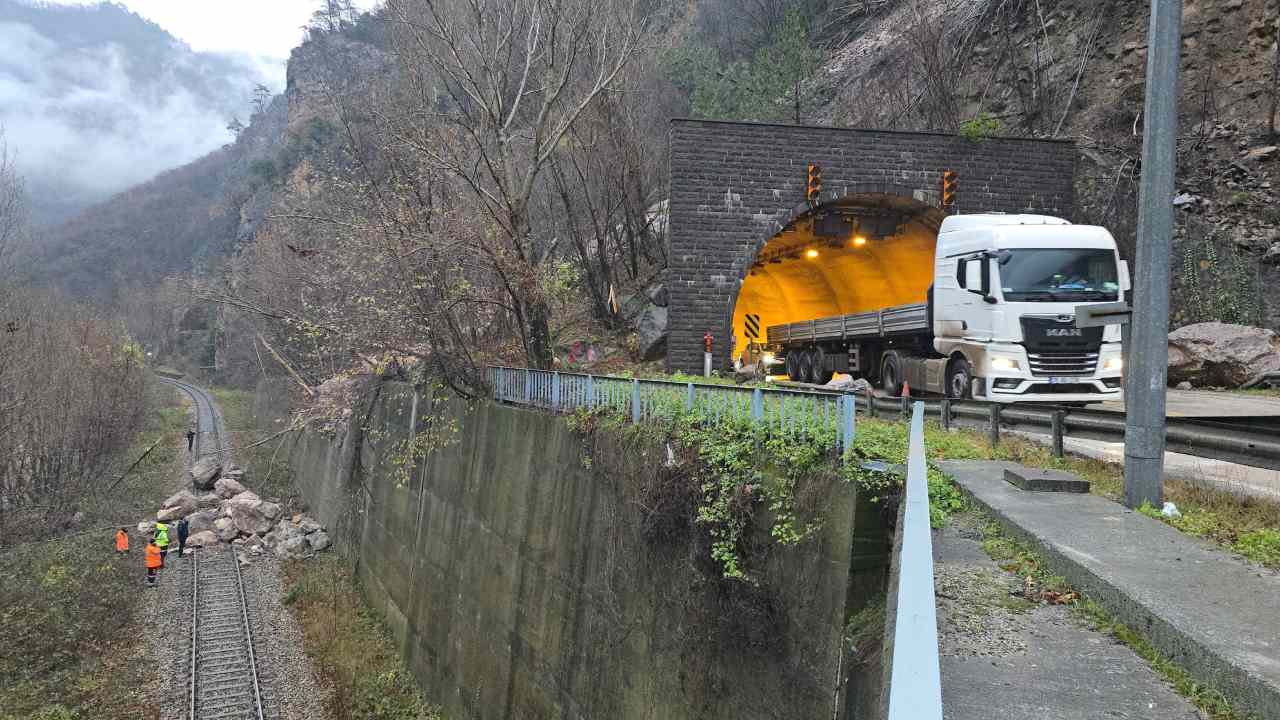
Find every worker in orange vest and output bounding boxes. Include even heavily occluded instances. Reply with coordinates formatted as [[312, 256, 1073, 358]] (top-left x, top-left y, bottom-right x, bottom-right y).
[[115, 527, 129, 554], [145, 539, 162, 587]]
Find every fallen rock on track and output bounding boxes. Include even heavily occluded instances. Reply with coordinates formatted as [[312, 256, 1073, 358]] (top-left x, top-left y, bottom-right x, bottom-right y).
[[157, 490, 198, 521], [214, 477, 247, 498], [187, 530, 219, 547], [190, 458, 222, 491], [187, 510, 218, 534]]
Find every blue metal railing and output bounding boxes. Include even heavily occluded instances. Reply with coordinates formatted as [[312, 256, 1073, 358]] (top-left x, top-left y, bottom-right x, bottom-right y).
[[490, 366, 857, 452], [886, 402, 943, 719]]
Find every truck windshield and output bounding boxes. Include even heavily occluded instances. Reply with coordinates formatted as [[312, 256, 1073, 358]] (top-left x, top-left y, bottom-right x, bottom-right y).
[[999, 249, 1119, 302]]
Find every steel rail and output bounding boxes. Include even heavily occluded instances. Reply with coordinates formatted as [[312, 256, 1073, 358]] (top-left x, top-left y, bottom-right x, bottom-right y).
[[189, 549, 199, 720], [233, 546, 267, 720]]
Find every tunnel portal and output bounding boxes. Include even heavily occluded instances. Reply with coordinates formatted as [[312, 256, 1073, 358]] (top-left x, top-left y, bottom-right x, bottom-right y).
[[667, 119, 1077, 374]]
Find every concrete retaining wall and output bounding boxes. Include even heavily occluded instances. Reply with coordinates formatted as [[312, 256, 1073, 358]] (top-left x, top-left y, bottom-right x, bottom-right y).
[[284, 379, 889, 719]]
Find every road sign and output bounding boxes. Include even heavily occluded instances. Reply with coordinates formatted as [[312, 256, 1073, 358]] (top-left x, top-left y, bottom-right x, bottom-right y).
[[744, 313, 760, 340], [1075, 302, 1132, 328]]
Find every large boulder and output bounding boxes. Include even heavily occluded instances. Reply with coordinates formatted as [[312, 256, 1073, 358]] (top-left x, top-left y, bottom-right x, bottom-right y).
[[227, 491, 274, 536], [214, 517, 239, 542], [307, 531, 332, 552], [190, 458, 223, 491], [298, 517, 324, 535], [187, 530, 219, 548], [214, 477, 247, 499], [276, 535, 310, 559], [197, 493, 222, 509], [636, 304, 669, 361], [187, 510, 218, 535], [157, 490, 198, 522], [1167, 322, 1280, 387]]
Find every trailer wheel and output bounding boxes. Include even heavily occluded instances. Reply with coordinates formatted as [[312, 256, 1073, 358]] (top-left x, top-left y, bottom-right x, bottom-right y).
[[797, 349, 815, 384], [811, 347, 834, 385], [785, 350, 801, 381], [946, 357, 974, 399], [881, 353, 904, 397]]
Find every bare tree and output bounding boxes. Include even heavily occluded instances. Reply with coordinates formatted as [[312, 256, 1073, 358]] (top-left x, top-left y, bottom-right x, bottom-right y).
[[382, 0, 652, 368], [0, 129, 26, 283]]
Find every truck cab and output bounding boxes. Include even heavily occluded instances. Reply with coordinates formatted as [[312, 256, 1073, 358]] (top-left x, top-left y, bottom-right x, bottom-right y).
[[931, 214, 1129, 403]]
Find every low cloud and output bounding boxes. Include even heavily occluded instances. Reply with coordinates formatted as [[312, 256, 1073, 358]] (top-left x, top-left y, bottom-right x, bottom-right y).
[[0, 19, 273, 225]]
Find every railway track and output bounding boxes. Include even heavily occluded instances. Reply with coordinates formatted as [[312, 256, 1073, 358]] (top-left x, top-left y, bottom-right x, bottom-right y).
[[157, 375, 275, 720], [158, 377, 225, 460], [189, 546, 266, 720]]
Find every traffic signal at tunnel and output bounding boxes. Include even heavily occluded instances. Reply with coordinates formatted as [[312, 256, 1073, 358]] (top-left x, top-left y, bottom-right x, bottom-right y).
[[941, 170, 958, 210], [806, 162, 822, 204]]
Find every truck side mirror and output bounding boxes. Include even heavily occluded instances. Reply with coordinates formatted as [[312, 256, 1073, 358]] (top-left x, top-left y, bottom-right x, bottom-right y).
[[1118, 260, 1131, 293]]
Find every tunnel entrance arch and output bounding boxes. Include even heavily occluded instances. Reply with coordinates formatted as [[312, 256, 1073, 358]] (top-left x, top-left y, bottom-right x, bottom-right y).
[[727, 189, 948, 366], [666, 119, 1076, 374]]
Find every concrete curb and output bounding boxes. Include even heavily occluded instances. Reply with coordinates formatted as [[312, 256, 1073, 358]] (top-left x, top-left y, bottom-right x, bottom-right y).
[[940, 460, 1280, 720]]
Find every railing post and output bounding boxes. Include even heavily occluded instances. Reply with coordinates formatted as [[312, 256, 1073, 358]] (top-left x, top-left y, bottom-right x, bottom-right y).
[[586, 375, 595, 409], [940, 398, 951, 431], [1052, 410, 1065, 458], [552, 372, 561, 410], [686, 382, 694, 412], [843, 393, 856, 457], [751, 388, 763, 421], [523, 369, 532, 405], [988, 404, 1001, 447], [901, 393, 910, 420], [631, 379, 641, 423], [866, 387, 877, 418]]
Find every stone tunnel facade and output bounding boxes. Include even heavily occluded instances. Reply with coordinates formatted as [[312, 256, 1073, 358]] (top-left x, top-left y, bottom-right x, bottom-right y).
[[666, 119, 1078, 374]]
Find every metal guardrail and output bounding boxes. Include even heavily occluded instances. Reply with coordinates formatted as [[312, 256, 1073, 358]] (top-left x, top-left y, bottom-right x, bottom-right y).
[[885, 402, 943, 720], [490, 366, 858, 452]]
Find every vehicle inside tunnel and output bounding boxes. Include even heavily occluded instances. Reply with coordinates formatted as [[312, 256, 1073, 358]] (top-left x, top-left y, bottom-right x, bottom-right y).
[[731, 193, 946, 365]]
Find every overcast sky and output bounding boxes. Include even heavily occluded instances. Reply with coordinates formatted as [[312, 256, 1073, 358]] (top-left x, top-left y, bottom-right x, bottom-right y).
[[53, 0, 380, 86]]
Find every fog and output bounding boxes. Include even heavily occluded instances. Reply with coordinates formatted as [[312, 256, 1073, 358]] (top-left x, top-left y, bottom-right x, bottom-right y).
[[0, 18, 273, 226]]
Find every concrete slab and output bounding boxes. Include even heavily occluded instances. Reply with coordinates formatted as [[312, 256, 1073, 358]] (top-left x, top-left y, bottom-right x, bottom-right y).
[[935, 513, 1199, 720], [1002, 466, 1090, 493], [1094, 389, 1280, 417], [940, 460, 1280, 720]]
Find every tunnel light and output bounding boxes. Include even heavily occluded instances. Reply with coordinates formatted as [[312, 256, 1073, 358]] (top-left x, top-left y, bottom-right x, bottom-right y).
[[805, 249, 819, 259], [853, 236, 868, 247]]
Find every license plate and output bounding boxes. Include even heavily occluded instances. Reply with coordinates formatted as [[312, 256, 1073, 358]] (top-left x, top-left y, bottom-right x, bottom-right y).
[[1047, 377, 1078, 384]]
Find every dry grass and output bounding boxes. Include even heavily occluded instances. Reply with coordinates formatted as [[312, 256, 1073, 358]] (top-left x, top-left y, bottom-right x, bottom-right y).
[[281, 556, 441, 720]]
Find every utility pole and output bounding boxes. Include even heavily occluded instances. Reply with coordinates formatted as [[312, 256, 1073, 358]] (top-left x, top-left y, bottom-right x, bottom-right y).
[[1124, 0, 1183, 509]]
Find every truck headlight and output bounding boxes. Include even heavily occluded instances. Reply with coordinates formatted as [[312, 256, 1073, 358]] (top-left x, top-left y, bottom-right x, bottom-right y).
[[991, 357, 1019, 371], [1103, 356, 1123, 372], [761, 353, 776, 366]]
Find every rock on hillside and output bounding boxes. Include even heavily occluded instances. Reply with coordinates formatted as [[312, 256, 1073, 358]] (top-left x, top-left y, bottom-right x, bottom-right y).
[[1167, 322, 1280, 387]]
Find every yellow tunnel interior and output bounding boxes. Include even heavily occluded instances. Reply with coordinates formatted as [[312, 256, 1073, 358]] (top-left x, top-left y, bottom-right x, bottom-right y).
[[732, 195, 943, 361]]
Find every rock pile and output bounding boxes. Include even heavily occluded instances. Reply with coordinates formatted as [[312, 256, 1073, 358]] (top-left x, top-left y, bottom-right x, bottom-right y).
[[150, 462, 331, 560]]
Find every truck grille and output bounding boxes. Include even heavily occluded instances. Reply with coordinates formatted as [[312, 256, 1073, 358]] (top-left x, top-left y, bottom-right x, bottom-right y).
[[1028, 352, 1098, 376]]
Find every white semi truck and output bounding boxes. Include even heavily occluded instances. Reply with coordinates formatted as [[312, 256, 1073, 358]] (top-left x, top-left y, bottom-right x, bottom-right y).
[[766, 214, 1129, 404]]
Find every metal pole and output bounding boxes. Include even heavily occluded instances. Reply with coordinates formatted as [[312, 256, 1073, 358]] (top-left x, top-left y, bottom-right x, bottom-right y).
[[1125, 0, 1182, 509], [940, 398, 951, 431], [1052, 410, 1065, 459], [632, 379, 642, 423]]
